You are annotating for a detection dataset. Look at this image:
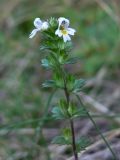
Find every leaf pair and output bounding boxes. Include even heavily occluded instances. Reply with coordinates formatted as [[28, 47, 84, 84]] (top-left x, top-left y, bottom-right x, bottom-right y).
[[52, 99, 69, 120], [52, 128, 72, 145], [52, 99, 87, 120], [52, 128, 90, 152]]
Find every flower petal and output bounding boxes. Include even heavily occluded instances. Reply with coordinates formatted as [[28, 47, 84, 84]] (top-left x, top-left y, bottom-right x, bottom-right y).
[[55, 29, 62, 37], [67, 28, 76, 35], [29, 29, 39, 38], [58, 17, 69, 28], [63, 34, 71, 42], [41, 22, 49, 30], [34, 18, 42, 29]]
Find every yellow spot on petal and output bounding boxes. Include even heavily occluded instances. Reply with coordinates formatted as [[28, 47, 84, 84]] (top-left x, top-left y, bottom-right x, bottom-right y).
[[61, 29, 68, 35], [60, 25, 68, 35]]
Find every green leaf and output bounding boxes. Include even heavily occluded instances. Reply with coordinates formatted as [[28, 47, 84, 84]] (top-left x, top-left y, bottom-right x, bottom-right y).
[[40, 45, 50, 51], [58, 51, 68, 64], [66, 57, 79, 64], [51, 136, 70, 145], [53, 72, 64, 88], [68, 103, 87, 118], [59, 99, 68, 113], [73, 79, 86, 93], [68, 103, 77, 117], [52, 128, 72, 145], [42, 80, 56, 88], [64, 41, 72, 51], [59, 99, 69, 118], [57, 40, 65, 50], [66, 74, 75, 91], [41, 59, 51, 68], [48, 54, 57, 65], [76, 137, 91, 152], [62, 128, 71, 140], [52, 99, 70, 120], [51, 107, 66, 120], [75, 107, 87, 117], [49, 17, 58, 29]]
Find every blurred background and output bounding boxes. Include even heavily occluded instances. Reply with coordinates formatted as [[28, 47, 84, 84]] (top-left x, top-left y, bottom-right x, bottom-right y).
[[0, 0, 120, 159]]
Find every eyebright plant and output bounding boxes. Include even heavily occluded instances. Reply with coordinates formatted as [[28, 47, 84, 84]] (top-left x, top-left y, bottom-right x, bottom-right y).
[[29, 17, 88, 160], [29, 16, 117, 160]]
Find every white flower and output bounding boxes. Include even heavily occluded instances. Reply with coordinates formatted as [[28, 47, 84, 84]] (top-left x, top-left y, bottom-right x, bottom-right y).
[[55, 17, 76, 42], [29, 18, 49, 38]]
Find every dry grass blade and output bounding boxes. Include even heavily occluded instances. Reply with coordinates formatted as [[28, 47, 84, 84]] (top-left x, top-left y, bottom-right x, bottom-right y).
[[68, 129, 120, 160], [79, 92, 120, 124], [0, 128, 58, 140]]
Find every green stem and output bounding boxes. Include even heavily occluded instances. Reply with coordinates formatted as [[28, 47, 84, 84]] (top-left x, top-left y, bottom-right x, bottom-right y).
[[63, 74, 78, 160], [53, 51, 78, 159], [70, 119, 78, 160], [76, 94, 117, 160]]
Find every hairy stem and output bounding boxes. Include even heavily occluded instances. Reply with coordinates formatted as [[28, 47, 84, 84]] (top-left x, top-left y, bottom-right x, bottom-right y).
[[64, 79, 78, 160], [70, 119, 78, 160], [57, 57, 78, 160]]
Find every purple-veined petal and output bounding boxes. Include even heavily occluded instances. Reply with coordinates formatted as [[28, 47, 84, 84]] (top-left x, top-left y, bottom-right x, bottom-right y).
[[42, 22, 49, 30], [63, 34, 71, 42], [67, 28, 76, 35], [55, 29, 62, 37], [58, 17, 69, 28], [29, 29, 39, 38], [34, 18, 42, 29]]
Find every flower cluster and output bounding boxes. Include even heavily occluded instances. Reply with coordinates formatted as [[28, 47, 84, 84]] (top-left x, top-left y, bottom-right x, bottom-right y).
[[29, 17, 76, 42]]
